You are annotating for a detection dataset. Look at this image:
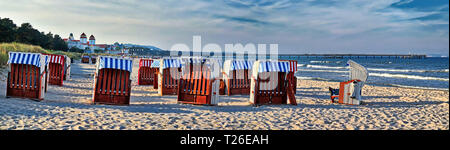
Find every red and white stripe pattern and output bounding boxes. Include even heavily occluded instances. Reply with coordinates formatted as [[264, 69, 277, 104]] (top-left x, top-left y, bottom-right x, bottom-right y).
[[281, 60, 297, 72], [139, 59, 153, 67], [44, 54, 65, 65]]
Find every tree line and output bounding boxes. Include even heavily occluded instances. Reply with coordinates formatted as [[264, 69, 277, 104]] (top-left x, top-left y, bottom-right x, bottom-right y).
[[0, 17, 68, 51]]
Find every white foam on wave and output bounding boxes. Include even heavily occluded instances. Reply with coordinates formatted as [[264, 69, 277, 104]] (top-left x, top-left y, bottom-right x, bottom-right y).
[[306, 64, 347, 70], [310, 61, 332, 63], [300, 69, 347, 73], [368, 68, 449, 73], [370, 73, 449, 81]]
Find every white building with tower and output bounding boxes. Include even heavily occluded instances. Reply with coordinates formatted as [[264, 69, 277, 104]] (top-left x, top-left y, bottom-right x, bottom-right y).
[[64, 33, 108, 52]]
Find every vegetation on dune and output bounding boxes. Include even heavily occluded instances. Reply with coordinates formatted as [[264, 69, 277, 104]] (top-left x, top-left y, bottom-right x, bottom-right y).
[[0, 42, 82, 66]]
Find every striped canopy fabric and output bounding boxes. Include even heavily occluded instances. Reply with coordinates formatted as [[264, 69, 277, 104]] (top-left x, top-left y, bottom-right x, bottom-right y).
[[151, 60, 160, 68], [162, 58, 182, 69], [8, 52, 43, 68], [258, 61, 290, 73], [43, 54, 65, 65], [139, 59, 153, 67], [230, 60, 254, 70], [98, 56, 133, 72], [280, 60, 298, 72], [44, 55, 49, 65]]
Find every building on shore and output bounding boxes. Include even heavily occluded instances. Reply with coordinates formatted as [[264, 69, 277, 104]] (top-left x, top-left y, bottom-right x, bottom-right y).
[[63, 33, 112, 53]]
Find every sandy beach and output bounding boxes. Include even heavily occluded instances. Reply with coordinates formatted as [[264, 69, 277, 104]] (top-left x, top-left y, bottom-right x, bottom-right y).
[[0, 60, 448, 130]]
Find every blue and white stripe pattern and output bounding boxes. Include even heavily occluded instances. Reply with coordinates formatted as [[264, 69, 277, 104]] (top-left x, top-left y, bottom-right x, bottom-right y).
[[8, 52, 42, 68], [162, 58, 182, 69], [231, 60, 253, 70], [98, 56, 133, 72], [151, 60, 160, 68], [258, 61, 290, 73], [44, 55, 49, 65]]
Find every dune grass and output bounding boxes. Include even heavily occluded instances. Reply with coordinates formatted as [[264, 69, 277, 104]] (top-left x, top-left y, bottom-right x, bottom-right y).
[[0, 42, 83, 66]]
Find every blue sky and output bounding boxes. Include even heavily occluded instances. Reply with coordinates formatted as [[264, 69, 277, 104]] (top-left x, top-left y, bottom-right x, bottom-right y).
[[0, 0, 448, 55]]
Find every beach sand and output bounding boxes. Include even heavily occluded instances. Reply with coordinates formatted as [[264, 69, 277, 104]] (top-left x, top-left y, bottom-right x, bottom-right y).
[[0, 60, 448, 130]]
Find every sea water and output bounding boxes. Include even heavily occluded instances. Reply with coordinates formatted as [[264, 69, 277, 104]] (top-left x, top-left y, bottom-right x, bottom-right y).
[[279, 56, 449, 91]]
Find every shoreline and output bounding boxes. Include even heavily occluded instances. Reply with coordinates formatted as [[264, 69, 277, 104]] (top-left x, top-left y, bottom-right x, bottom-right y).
[[296, 77, 449, 91]]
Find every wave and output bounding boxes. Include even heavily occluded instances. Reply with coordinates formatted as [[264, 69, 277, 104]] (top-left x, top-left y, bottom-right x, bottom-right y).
[[369, 73, 449, 81], [310, 61, 332, 63], [368, 68, 449, 73], [297, 64, 306, 67], [296, 76, 330, 81], [306, 64, 347, 70], [300, 69, 347, 73]]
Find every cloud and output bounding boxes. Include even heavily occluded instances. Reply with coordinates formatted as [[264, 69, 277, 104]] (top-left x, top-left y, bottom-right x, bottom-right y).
[[0, 0, 448, 55]]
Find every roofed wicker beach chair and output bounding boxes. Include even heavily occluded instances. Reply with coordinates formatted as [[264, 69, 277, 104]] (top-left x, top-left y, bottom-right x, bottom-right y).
[[92, 56, 133, 105], [177, 58, 221, 105], [249, 60, 297, 106], [157, 58, 182, 96], [42, 54, 65, 86], [81, 55, 90, 63], [6, 52, 47, 101], [329, 60, 368, 105], [138, 58, 158, 85], [222, 59, 254, 95]]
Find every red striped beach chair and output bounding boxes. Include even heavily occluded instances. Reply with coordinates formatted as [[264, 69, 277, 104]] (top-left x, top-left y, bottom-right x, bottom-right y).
[[177, 58, 220, 105], [329, 60, 368, 105], [6, 52, 46, 101], [138, 59, 158, 85], [92, 56, 133, 105], [249, 60, 297, 105], [222, 60, 254, 95], [157, 58, 182, 96], [42, 54, 65, 86], [280, 60, 298, 94]]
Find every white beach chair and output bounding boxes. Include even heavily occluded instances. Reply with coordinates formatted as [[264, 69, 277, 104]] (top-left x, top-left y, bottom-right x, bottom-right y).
[[329, 60, 368, 105]]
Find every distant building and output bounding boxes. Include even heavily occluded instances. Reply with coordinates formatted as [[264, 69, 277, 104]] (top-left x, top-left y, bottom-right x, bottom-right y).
[[63, 33, 108, 52]]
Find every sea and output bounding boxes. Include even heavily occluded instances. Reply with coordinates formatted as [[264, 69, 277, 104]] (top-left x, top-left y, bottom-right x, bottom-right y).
[[276, 56, 449, 91]]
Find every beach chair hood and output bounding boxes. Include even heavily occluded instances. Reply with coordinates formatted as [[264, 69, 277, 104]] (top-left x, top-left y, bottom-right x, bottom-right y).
[[347, 60, 368, 85], [8, 52, 45, 73], [96, 56, 133, 72]]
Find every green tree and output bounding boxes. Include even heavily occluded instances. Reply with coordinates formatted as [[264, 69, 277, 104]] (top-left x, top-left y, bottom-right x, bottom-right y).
[[0, 17, 17, 43]]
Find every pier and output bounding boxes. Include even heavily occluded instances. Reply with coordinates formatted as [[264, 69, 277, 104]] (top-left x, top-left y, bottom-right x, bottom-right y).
[[278, 54, 427, 59]]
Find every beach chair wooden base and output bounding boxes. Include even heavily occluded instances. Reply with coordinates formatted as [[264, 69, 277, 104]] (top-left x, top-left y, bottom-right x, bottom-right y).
[[219, 79, 225, 95], [252, 72, 296, 105], [158, 68, 180, 95], [138, 67, 157, 85], [93, 68, 131, 105], [226, 70, 251, 95], [177, 65, 216, 105], [48, 63, 64, 86], [6, 64, 45, 101]]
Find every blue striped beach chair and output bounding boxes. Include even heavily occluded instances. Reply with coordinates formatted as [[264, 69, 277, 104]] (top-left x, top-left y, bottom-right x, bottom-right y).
[[92, 56, 133, 105], [157, 58, 182, 96], [249, 60, 297, 105], [222, 60, 254, 95], [177, 58, 220, 105], [6, 52, 46, 101]]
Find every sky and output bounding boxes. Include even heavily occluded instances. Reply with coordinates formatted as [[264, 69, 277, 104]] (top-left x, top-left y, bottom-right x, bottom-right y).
[[0, 0, 448, 55]]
